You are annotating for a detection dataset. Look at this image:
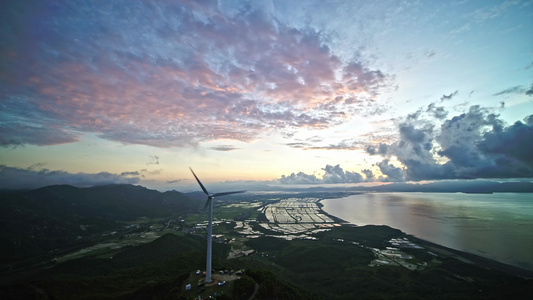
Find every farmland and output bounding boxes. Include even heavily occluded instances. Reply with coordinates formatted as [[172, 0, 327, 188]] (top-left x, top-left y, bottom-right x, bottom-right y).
[[255, 198, 341, 237]]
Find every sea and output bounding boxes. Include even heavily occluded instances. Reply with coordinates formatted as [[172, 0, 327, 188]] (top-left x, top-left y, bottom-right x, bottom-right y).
[[321, 192, 533, 271]]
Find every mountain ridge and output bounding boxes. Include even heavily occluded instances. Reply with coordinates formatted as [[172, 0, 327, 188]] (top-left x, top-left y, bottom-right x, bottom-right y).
[[0, 184, 201, 264]]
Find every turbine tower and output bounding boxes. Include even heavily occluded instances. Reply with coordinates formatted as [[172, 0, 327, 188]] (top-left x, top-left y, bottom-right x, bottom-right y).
[[189, 167, 245, 283]]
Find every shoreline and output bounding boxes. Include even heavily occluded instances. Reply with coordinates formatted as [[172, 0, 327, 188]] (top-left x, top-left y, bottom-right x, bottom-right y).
[[316, 197, 533, 279], [316, 199, 351, 226], [408, 234, 533, 279]]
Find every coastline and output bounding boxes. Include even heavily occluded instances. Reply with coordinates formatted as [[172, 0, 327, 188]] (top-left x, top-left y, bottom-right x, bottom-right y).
[[408, 234, 533, 279], [317, 197, 533, 279], [316, 199, 351, 225]]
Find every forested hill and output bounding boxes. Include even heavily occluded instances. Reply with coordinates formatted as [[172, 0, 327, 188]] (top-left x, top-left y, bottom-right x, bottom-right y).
[[0, 184, 201, 263]]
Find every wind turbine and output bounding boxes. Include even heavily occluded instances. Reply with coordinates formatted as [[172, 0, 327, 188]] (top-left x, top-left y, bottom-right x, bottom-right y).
[[189, 167, 245, 283]]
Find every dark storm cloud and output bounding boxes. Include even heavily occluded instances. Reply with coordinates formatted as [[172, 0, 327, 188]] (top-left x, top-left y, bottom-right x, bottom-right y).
[[0, 0, 389, 148], [0, 165, 140, 190], [477, 117, 533, 170], [372, 105, 533, 181], [376, 160, 406, 182]]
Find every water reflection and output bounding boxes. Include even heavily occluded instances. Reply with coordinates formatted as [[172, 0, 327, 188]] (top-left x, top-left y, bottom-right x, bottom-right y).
[[321, 192, 533, 271]]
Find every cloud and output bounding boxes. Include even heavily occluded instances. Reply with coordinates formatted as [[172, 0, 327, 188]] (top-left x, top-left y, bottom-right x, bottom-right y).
[[365, 143, 389, 156], [146, 155, 159, 166], [376, 160, 406, 182], [477, 116, 533, 173], [279, 164, 373, 184], [440, 90, 458, 101], [424, 50, 436, 59], [0, 124, 79, 147], [493, 85, 528, 96], [322, 164, 364, 183], [470, 0, 521, 23], [279, 172, 321, 184], [361, 169, 375, 182], [209, 145, 241, 151], [285, 132, 394, 151], [284, 135, 364, 150], [306, 140, 361, 151], [285, 142, 311, 149], [370, 105, 533, 181], [0, 165, 140, 190], [147, 169, 162, 175], [279, 104, 533, 185], [526, 83, 533, 96], [0, 0, 389, 148], [120, 171, 141, 176], [426, 103, 448, 119]]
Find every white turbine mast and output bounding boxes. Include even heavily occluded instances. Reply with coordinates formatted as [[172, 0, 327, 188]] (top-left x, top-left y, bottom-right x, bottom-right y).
[[189, 167, 245, 283]]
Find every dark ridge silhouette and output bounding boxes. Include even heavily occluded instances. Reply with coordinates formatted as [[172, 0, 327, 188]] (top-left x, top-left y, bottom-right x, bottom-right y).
[[0, 184, 201, 264]]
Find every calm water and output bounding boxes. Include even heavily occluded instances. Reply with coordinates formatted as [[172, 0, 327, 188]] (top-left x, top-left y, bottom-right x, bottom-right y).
[[321, 193, 533, 271]]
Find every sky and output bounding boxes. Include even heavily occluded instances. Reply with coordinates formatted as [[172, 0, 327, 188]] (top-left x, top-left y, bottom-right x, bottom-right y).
[[1, 0, 532, 191]]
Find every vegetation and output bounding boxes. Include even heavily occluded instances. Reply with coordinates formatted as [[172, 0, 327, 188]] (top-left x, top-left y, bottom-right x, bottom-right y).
[[0, 184, 201, 264], [231, 275, 255, 299], [5, 226, 529, 299], [246, 269, 320, 300], [1, 184, 532, 299], [314, 224, 403, 248]]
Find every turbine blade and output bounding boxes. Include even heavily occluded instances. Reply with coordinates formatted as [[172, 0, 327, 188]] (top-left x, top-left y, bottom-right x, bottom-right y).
[[189, 167, 209, 195], [195, 198, 211, 225], [212, 191, 246, 197]]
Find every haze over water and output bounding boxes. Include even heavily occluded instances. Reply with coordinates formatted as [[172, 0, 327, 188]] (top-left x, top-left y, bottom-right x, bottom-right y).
[[321, 193, 533, 271]]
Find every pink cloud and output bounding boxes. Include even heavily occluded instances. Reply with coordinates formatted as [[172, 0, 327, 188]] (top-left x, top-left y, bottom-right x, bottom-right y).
[[0, 0, 389, 148]]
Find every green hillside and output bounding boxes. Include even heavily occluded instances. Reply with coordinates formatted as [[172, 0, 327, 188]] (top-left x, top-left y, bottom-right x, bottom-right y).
[[0, 184, 200, 264]]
